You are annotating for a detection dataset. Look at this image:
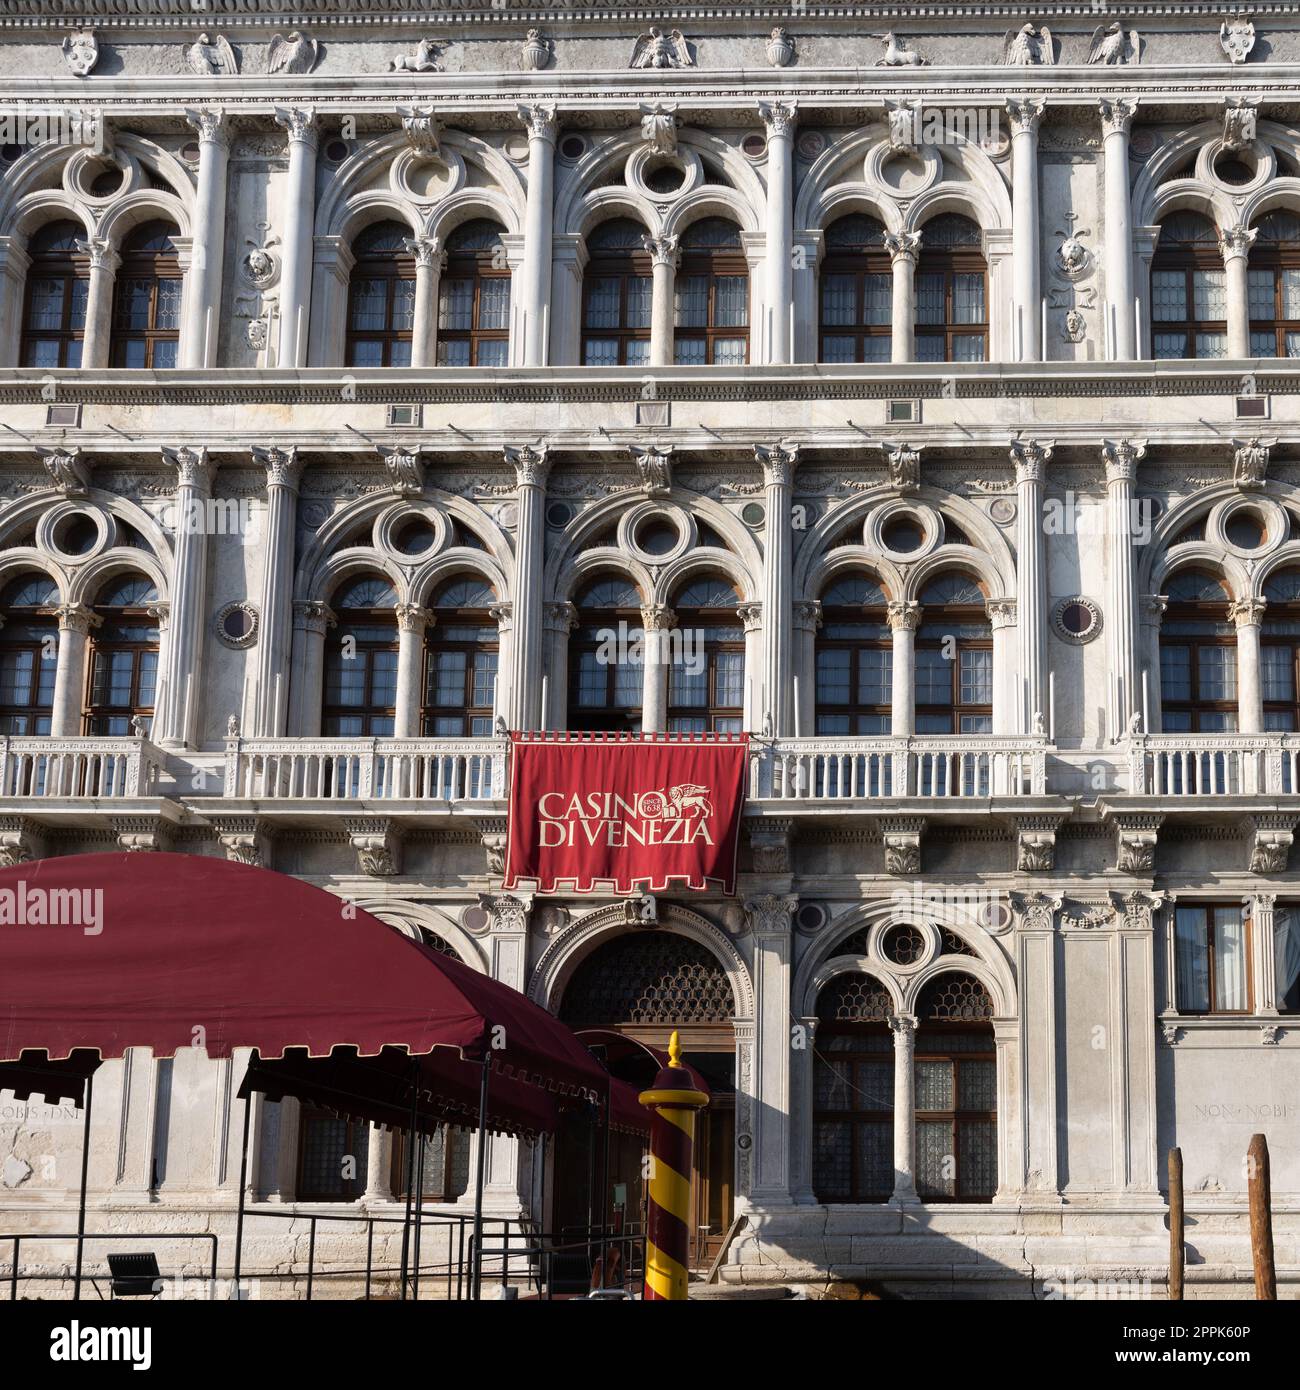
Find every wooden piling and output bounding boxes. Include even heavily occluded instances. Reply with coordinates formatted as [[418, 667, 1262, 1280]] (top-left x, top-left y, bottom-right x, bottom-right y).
[[1247, 1133, 1276, 1301], [1168, 1147, 1184, 1301]]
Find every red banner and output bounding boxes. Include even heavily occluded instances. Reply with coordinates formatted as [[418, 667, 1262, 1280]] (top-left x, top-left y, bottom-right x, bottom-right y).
[[504, 734, 749, 895]]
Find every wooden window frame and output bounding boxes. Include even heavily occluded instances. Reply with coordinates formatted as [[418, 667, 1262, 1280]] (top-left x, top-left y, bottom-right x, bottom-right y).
[[436, 226, 511, 367], [84, 591, 159, 736], [673, 239, 750, 366], [1159, 584, 1237, 732], [915, 228, 988, 363], [582, 236, 652, 366], [1247, 217, 1300, 358], [20, 223, 89, 368], [109, 224, 182, 369], [0, 594, 57, 735], [818, 218, 893, 364], [1174, 902, 1254, 1016], [322, 598, 399, 737], [1150, 219, 1227, 360], [814, 596, 892, 735], [567, 599, 644, 732], [812, 1021, 895, 1204], [913, 1023, 998, 1204], [421, 600, 498, 737], [346, 225, 416, 367], [915, 600, 993, 735], [296, 1108, 369, 1202]]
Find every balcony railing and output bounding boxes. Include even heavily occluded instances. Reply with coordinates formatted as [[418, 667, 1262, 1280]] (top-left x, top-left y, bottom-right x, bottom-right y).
[[0, 736, 165, 800], [1127, 733, 1300, 797], [748, 736, 1049, 802], [221, 736, 507, 802]]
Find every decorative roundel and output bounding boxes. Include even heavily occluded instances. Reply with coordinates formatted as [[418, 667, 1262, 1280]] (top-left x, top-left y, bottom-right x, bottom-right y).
[[460, 903, 491, 933], [740, 501, 766, 528], [546, 500, 576, 529], [795, 902, 829, 933], [795, 130, 825, 162], [741, 132, 768, 161], [323, 138, 351, 164], [989, 497, 1017, 527], [1052, 595, 1103, 645], [215, 601, 260, 649], [977, 899, 1014, 935], [558, 134, 588, 162]]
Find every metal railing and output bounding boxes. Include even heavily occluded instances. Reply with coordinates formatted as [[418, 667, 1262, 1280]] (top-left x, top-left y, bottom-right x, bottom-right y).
[[4, 1230, 219, 1300], [0, 736, 165, 800]]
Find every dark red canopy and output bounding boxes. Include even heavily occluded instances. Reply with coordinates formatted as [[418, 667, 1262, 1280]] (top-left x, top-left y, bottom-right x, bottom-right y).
[[0, 854, 607, 1118]]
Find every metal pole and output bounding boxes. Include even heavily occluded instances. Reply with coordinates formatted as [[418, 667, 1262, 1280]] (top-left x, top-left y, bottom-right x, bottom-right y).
[[413, 1129, 426, 1300], [398, 1059, 419, 1301], [598, 1081, 612, 1287], [471, 1057, 491, 1300], [232, 1090, 251, 1298], [73, 1071, 94, 1301]]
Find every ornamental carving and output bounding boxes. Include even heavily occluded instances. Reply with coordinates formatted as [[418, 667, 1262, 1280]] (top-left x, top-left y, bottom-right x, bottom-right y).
[[882, 442, 921, 494], [758, 100, 798, 140], [639, 103, 678, 156], [1219, 18, 1256, 65], [346, 819, 401, 877], [268, 31, 318, 76], [1010, 436, 1054, 481], [765, 28, 795, 68], [885, 98, 922, 154], [390, 38, 442, 73], [631, 28, 692, 69], [381, 444, 424, 496], [1232, 436, 1274, 490], [40, 448, 90, 498], [506, 443, 550, 488], [1004, 24, 1054, 66], [629, 443, 672, 496], [62, 29, 99, 77], [755, 442, 800, 487], [881, 818, 924, 876], [1113, 814, 1162, 874], [186, 32, 237, 76], [521, 30, 553, 72], [1248, 815, 1297, 874], [1223, 96, 1260, 152], [744, 893, 797, 934], [875, 32, 928, 67], [1087, 22, 1139, 65], [1011, 891, 1062, 932], [399, 104, 441, 156], [1103, 438, 1147, 483]]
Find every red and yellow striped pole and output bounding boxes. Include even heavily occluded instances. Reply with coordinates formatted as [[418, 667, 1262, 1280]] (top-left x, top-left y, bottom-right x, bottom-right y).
[[639, 1029, 709, 1300]]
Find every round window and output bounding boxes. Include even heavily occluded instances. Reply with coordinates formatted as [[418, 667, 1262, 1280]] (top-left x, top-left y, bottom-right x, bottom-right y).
[[741, 133, 767, 159], [324, 139, 350, 163], [881, 924, 927, 966], [1052, 595, 1103, 644], [215, 602, 259, 649], [881, 516, 925, 554], [559, 135, 587, 161], [636, 519, 680, 557], [1225, 510, 1266, 550], [55, 514, 100, 556], [393, 518, 437, 556], [1059, 602, 1092, 636]]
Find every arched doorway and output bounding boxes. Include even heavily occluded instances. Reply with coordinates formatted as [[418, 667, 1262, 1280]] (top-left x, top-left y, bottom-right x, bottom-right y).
[[556, 928, 737, 1267]]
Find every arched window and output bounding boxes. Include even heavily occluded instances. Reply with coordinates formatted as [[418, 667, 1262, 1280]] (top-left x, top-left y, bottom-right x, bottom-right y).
[[674, 218, 748, 365], [86, 575, 159, 734], [819, 214, 892, 363], [436, 219, 511, 367], [915, 214, 986, 362], [346, 221, 416, 367], [1159, 571, 1236, 731], [110, 222, 182, 368], [423, 576, 498, 736], [814, 574, 892, 734], [914, 972, 997, 1203], [1262, 568, 1300, 730], [916, 573, 992, 733], [582, 219, 652, 366], [568, 575, 643, 732], [812, 972, 894, 1204], [1248, 210, 1300, 358], [322, 576, 398, 735], [21, 221, 88, 368], [1151, 212, 1226, 359], [0, 573, 58, 734], [668, 576, 743, 733]]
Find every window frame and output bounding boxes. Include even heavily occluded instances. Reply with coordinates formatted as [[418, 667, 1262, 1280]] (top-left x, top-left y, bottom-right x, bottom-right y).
[[581, 222, 653, 366], [1246, 212, 1300, 359], [1173, 902, 1254, 1016], [421, 585, 499, 737], [84, 579, 160, 736], [1150, 214, 1228, 361], [667, 581, 745, 734], [20, 222, 89, 369], [915, 581, 993, 735], [914, 217, 988, 363], [673, 221, 750, 366], [322, 582, 399, 737], [567, 579, 645, 733], [109, 222, 183, 370], [345, 222, 417, 368], [0, 578, 58, 735], [1159, 575, 1237, 732], [817, 217, 894, 365], [435, 222, 511, 368], [912, 1022, 999, 1204], [814, 581, 893, 736]]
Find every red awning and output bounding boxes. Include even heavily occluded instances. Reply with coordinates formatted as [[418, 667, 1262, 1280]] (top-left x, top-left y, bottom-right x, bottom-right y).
[[0, 854, 608, 1123]]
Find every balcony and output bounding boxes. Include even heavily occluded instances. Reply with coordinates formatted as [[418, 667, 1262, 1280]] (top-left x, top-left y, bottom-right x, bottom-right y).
[[0, 736, 166, 801], [1127, 733, 1300, 798]]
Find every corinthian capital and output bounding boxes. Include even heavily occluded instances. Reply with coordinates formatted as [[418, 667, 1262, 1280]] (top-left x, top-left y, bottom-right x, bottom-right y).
[[402, 234, 443, 271], [254, 444, 303, 491], [505, 443, 550, 488], [273, 106, 318, 148], [757, 99, 798, 139], [1218, 223, 1257, 263], [1102, 438, 1146, 483], [641, 234, 679, 269], [883, 230, 922, 265], [517, 102, 558, 144], [744, 893, 797, 935], [54, 603, 100, 636], [75, 237, 119, 273], [754, 441, 800, 487], [1006, 98, 1046, 136], [1098, 97, 1138, 137], [185, 107, 228, 146], [1009, 436, 1054, 482], [162, 445, 215, 493], [887, 600, 921, 632]]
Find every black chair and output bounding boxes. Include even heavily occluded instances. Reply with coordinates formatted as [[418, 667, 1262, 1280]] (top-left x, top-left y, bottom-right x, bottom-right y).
[[107, 1252, 161, 1298]]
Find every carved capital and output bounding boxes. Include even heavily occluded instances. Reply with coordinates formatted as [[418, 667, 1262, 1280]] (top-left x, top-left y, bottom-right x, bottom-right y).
[[757, 99, 798, 140], [754, 441, 799, 488], [1218, 224, 1257, 263], [516, 102, 558, 144], [1102, 437, 1146, 484], [184, 107, 228, 146], [162, 444, 214, 494], [75, 237, 119, 273], [986, 597, 1017, 630], [1230, 596, 1267, 629], [254, 445, 302, 491], [396, 603, 434, 634], [1009, 436, 1054, 483], [273, 106, 318, 148], [1098, 97, 1138, 137], [744, 892, 797, 933], [545, 600, 578, 633], [887, 600, 921, 632], [792, 599, 821, 633], [1011, 890, 1062, 932], [641, 234, 680, 270], [54, 603, 100, 636], [505, 443, 550, 488], [882, 230, 922, 265], [640, 603, 676, 633], [403, 235, 443, 272], [1006, 97, 1046, 137], [294, 600, 335, 635], [478, 892, 531, 934]]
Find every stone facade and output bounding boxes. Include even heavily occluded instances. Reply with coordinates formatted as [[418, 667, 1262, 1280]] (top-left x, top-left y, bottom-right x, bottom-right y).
[[0, 1, 1298, 1298]]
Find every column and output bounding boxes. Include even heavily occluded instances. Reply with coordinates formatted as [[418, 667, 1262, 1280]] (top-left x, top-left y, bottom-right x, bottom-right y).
[[252, 447, 303, 737], [76, 238, 119, 369], [181, 109, 230, 369], [1220, 225, 1257, 360], [791, 600, 820, 735], [1099, 99, 1138, 360], [643, 235, 679, 367], [640, 604, 674, 733], [394, 605, 433, 737], [790, 1014, 819, 1204], [363, 1125, 394, 1203], [505, 444, 549, 731], [542, 601, 576, 730], [517, 104, 557, 367], [756, 443, 798, 735], [1103, 439, 1145, 735], [1007, 99, 1045, 362], [1250, 892, 1279, 1016], [1015, 894, 1061, 1195], [888, 1014, 918, 1202], [406, 235, 444, 368], [287, 601, 334, 737], [1012, 438, 1052, 733], [987, 600, 1018, 736], [883, 231, 920, 364], [490, 602, 514, 728], [1232, 597, 1266, 734], [759, 101, 797, 365], [745, 895, 797, 1205], [273, 107, 318, 369], [887, 600, 919, 738], [738, 601, 764, 732], [306, 236, 354, 367], [548, 235, 588, 366], [791, 232, 821, 363], [157, 446, 215, 747], [0, 238, 30, 366], [50, 604, 98, 736], [1140, 595, 1168, 734]]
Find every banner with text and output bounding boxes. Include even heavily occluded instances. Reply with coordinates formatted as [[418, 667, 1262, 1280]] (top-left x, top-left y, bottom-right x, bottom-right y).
[[504, 734, 749, 895]]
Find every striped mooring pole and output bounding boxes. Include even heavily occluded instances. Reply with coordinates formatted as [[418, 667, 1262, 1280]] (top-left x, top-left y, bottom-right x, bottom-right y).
[[639, 1028, 709, 1300]]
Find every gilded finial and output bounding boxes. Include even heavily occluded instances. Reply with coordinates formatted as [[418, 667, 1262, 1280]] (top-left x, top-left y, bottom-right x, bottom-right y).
[[668, 1028, 682, 1068]]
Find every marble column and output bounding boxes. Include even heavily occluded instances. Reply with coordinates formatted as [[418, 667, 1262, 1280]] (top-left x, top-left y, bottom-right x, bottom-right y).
[[517, 104, 557, 367], [884, 231, 920, 364], [364, 1125, 394, 1203], [791, 599, 821, 736], [406, 235, 445, 368], [181, 109, 229, 369], [759, 101, 797, 365], [287, 601, 334, 737], [737, 601, 764, 732], [745, 894, 797, 1205], [394, 604, 433, 738], [1103, 438, 1146, 735], [542, 601, 576, 730], [157, 446, 215, 748], [643, 234, 679, 367], [888, 1013, 919, 1202], [887, 600, 919, 739], [76, 238, 119, 369], [640, 604, 674, 733], [1099, 99, 1138, 361], [1007, 98, 1045, 362], [505, 444, 549, 731], [791, 1015, 819, 1204], [491, 602, 514, 729], [1140, 595, 1168, 733], [1220, 225, 1257, 360], [1231, 596, 1266, 735], [252, 446, 303, 737], [987, 600, 1018, 736], [0, 238, 30, 366], [756, 442, 798, 735], [306, 236, 354, 367], [51, 604, 98, 737], [273, 107, 318, 369], [1011, 437, 1053, 733]]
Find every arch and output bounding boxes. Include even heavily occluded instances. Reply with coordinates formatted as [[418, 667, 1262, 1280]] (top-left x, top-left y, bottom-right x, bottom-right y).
[[66, 550, 168, 609], [354, 897, 485, 971], [655, 549, 756, 606], [1149, 547, 1246, 603], [409, 552, 509, 611]]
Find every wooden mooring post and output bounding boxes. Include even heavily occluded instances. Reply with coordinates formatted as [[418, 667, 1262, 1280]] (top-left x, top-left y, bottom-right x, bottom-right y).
[[1247, 1133, 1277, 1301], [1168, 1147, 1184, 1301]]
